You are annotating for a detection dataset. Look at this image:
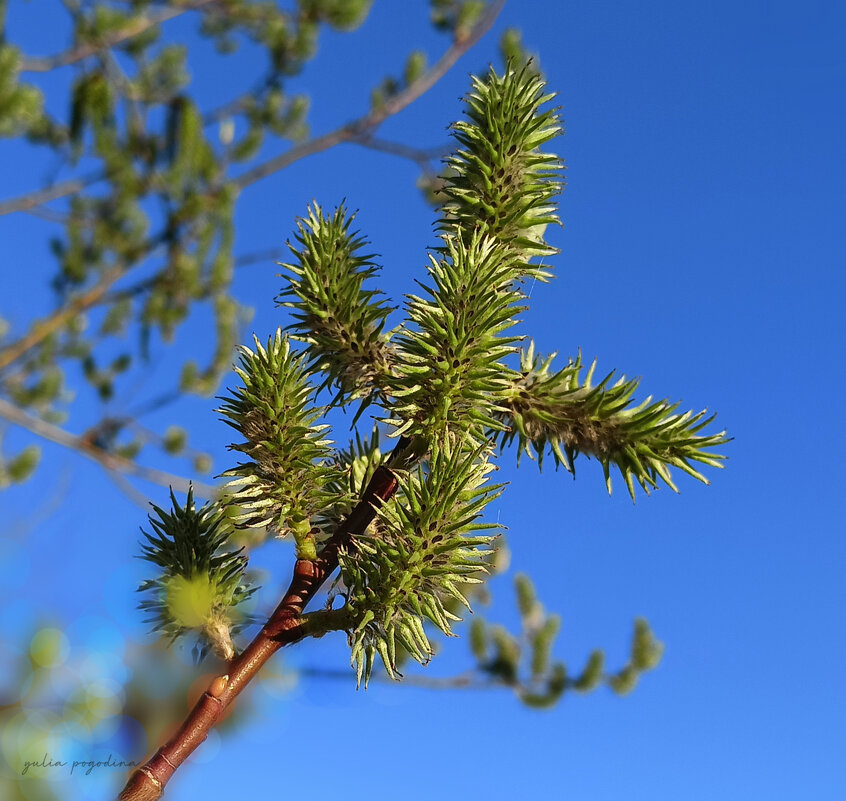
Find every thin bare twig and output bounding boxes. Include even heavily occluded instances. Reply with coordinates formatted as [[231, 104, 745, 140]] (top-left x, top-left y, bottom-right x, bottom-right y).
[[0, 229, 166, 372], [23, 207, 74, 224], [97, 245, 282, 307], [20, 0, 218, 73], [233, 247, 285, 267], [299, 667, 492, 690], [233, 0, 506, 190], [0, 175, 97, 217], [7, 469, 73, 538], [126, 389, 184, 419], [105, 466, 158, 509], [0, 266, 126, 372], [350, 135, 449, 167], [0, 397, 217, 497]]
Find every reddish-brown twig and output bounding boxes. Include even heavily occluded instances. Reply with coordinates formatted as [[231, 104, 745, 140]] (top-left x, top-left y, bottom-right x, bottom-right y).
[[117, 462, 401, 800]]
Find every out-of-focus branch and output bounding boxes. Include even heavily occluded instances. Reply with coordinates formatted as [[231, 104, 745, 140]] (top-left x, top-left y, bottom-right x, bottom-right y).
[[231, 247, 284, 267], [350, 135, 447, 167], [0, 231, 169, 372], [105, 467, 158, 509], [233, 0, 506, 190], [20, 0, 218, 73], [98, 246, 284, 306], [0, 397, 217, 497], [0, 175, 97, 217], [0, 266, 125, 371], [300, 667, 491, 690]]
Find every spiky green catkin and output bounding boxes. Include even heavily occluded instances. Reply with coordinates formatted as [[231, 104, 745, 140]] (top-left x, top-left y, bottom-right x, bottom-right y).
[[217, 330, 341, 551], [339, 441, 502, 686], [277, 203, 394, 405], [138, 487, 256, 660], [438, 62, 563, 275], [499, 342, 730, 499], [384, 63, 565, 445], [432, 64, 728, 496], [387, 231, 525, 444]]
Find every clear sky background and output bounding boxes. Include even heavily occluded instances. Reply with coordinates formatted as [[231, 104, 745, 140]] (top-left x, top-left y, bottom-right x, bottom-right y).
[[2, 1, 845, 799]]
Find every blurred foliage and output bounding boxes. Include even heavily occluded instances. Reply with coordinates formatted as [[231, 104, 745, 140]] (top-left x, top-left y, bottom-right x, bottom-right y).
[[0, 625, 261, 800], [0, 0, 503, 487], [469, 573, 664, 707]]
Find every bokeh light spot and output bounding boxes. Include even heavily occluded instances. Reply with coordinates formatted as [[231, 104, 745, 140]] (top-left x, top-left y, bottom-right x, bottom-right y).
[[29, 628, 69, 668]]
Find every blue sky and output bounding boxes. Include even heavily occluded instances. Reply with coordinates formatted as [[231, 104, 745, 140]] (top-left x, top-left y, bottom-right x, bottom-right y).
[[2, 1, 845, 799]]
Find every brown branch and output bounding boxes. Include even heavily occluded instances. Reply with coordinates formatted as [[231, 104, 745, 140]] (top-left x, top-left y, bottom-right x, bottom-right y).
[[0, 230, 168, 371], [98, 246, 282, 307], [350, 135, 448, 167], [20, 0, 218, 73], [0, 175, 98, 217], [105, 466, 158, 509], [0, 266, 126, 371], [23, 206, 74, 224], [233, 0, 506, 190], [0, 133, 438, 218], [117, 461, 403, 800], [232, 247, 285, 267], [0, 397, 217, 497], [300, 666, 491, 690]]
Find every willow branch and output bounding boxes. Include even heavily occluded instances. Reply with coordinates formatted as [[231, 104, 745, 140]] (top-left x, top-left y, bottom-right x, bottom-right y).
[[0, 175, 98, 217], [0, 134, 436, 218], [231, 247, 284, 267], [233, 0, 505, 190], [20, 0, 218, 73], [117, 459, 404, 801], [98, 246, 283, 307], [0, 266, 127, 371], [105, 467, 159, 509], [0, 228, 167, 371], [300, 667, 490, 690], [349, 135, 447, 167], [0, 397, 216, 497]]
